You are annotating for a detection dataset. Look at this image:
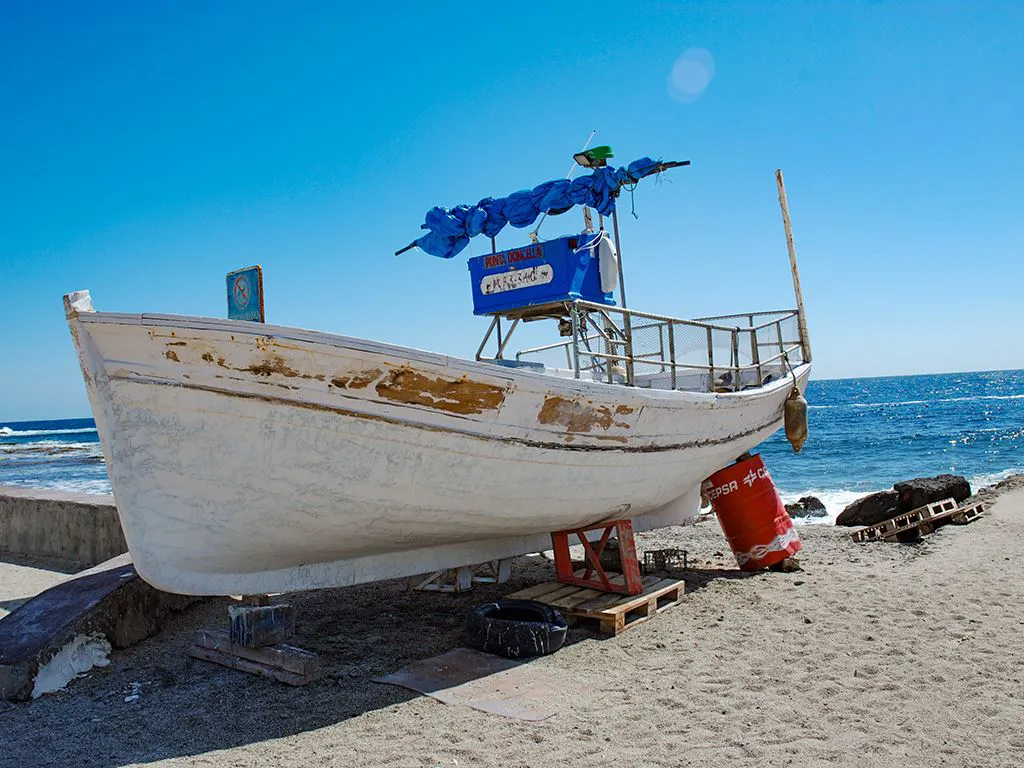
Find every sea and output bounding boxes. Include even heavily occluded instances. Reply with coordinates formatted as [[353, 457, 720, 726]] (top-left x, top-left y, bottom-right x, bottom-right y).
[[2, 369, 1022, 522]]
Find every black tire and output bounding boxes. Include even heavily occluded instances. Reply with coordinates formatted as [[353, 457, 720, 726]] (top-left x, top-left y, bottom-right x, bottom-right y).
[[465, 599, 568, 659]]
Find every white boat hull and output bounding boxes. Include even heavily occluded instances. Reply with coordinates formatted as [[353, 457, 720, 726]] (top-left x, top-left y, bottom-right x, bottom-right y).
[[65, 291, 810, 595]]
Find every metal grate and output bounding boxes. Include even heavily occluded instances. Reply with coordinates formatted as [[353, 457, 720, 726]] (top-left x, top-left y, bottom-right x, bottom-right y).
[[642, 548, 688, 574]]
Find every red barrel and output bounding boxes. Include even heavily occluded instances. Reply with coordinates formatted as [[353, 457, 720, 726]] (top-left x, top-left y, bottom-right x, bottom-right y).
[[702, 454, 801, 570]]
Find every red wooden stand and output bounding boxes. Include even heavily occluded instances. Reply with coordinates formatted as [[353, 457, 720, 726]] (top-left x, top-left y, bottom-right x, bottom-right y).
[[550, 519, 643, 596]]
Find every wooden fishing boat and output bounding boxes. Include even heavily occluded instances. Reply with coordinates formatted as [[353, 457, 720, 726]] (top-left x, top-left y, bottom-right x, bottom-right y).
[[64, 154, 811, 596]]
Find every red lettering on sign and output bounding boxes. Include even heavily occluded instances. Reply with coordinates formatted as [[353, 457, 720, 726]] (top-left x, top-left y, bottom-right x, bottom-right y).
[[483, 244, 544, 271]]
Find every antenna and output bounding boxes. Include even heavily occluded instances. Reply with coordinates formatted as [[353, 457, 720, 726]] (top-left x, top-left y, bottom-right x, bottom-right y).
[[529, 130, 598, 244]]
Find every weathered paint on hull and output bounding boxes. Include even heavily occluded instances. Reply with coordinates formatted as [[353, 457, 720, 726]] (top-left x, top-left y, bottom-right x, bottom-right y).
[[64, 291, 811, 596]]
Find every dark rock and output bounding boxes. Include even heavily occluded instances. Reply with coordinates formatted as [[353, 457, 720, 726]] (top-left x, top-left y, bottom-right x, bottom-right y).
[[785, 496, 828, 518], [835, 490, 899, 527], [894, 474, 971, 513]]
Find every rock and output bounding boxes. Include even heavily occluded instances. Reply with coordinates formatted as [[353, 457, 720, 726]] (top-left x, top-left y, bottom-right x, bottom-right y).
[[785, 496, 828, 518], [835, 474, 973, 528], [894, 474, 971, 513], [835, 490, 899, 527]]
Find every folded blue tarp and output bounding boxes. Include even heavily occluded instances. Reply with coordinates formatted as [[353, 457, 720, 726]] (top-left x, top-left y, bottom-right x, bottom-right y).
[[412, 157, 674, 259]]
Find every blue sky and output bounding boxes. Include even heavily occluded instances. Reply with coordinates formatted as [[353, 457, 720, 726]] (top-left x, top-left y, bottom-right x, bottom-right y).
[[2, 1, 1022, 421]]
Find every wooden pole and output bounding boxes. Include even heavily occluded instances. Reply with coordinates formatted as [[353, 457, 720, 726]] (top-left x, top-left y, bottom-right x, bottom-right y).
[[611, 209, 627, 311], [775, 169, 811, 363]]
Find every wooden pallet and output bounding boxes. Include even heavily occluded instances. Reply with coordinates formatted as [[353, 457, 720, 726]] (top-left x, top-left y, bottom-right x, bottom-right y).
[[506, 575, 685, 636], [851, 498, 984, 543], [950, 500, 985, 525]]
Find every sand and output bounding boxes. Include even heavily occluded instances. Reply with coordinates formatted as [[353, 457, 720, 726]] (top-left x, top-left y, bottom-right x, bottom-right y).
[[2, 479, 1023, 767], [0, 555, 78, 619]]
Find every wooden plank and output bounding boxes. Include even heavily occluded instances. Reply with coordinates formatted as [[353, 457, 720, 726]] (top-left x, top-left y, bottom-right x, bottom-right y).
[[574, 577, 678, 616], [188, 645, 319, 686], [505, 582, 574, 601], [193, 628, 320, 677], [547, 588, 607, 610], [572, 591, 633, 614]]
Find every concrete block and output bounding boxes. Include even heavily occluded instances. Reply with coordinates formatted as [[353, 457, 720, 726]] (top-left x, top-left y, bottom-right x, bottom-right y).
[[0, 485, 127, 567], [0, 556, 198, 701]]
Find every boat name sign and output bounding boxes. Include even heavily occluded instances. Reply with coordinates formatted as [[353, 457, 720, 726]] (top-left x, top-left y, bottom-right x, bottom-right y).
[[481, 265, 554, 295], [482, 243, 544, 270]]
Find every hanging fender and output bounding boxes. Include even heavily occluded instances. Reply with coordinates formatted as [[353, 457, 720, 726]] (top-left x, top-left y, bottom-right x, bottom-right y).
[[784, 386, 809, 453]]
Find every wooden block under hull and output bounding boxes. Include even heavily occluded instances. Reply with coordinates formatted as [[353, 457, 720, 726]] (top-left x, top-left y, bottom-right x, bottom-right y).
[[189, 628, 322, 686]]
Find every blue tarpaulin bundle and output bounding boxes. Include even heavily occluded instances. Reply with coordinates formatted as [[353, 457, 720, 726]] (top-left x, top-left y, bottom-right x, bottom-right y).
[[410, 157, 678, 259]]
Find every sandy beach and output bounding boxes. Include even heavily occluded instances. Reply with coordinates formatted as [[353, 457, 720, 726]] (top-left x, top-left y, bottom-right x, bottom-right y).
[[2, 478, 1022, 767]]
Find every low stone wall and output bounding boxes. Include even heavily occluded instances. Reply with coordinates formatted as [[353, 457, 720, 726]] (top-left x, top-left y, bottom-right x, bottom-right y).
[[0, 485, 126, 567]]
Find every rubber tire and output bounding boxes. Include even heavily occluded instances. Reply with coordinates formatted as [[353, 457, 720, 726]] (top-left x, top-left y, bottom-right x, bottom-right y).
[[465, 599, 568, 659]]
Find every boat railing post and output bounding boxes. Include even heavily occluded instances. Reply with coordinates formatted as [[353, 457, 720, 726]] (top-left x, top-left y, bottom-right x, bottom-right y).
[[570, 303, 581, 379], [668, 322, 677, 390], [658, 322, 666, 373], [750, 326, 762, 385], [475, 316, 499, 361], [731, 329, 740, 391], [604, 312, 615, 384], [706, 327, 715, 392], [776, 320, 786, 369], [495, 318, 520, 360]]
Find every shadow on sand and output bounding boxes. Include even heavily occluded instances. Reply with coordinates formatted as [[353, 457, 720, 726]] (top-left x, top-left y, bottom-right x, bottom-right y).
[[3, 554, 772, 766]]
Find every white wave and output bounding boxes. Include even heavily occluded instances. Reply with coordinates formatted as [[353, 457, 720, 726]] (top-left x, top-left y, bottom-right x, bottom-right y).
[[0, 427, 97, 438], [779, 488, 884, 525], [811, 393, 1024, 410], [54, 478, 112, 494], [0, 440, 104, 458], [969, 468, 1024, 490], [0, 477, 112, 495]]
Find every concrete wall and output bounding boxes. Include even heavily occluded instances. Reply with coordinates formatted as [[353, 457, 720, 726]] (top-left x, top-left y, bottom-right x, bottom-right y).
[[0, 486, 126, 567]]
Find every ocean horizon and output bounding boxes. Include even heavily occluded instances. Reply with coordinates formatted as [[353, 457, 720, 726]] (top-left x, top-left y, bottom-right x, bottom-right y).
[[3, 368, 1022, 523]]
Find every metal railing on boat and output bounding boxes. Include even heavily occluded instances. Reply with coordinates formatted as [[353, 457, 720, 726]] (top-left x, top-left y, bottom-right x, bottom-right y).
[[475, 300, 806, 393]]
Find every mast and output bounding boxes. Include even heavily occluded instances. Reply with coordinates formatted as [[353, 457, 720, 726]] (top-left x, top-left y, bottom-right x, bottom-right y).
[[611, 208, 634, 384], [775, 169, 811, 363]]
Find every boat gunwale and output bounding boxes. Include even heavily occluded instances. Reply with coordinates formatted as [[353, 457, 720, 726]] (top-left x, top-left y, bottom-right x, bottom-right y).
[[72, 307, 810, 407]]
